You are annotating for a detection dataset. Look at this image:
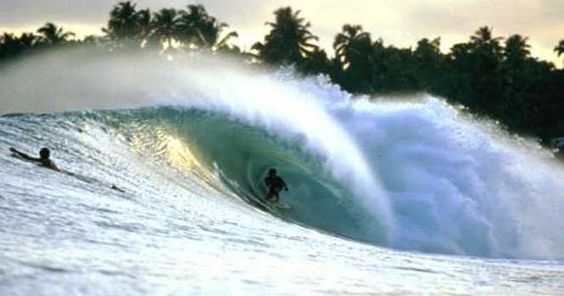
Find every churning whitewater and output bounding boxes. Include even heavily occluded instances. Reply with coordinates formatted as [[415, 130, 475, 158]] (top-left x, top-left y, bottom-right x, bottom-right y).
[[1, 50, 564, 294]]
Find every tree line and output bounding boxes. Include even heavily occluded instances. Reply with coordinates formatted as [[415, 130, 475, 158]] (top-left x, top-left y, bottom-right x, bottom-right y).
[[1, 2, 564, 144]]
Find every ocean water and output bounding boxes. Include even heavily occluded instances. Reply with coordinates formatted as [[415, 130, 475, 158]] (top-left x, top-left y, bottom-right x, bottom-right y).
[[1, 50, 564, 295]]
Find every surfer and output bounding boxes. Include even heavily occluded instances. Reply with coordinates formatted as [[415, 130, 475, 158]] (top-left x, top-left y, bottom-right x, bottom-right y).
[[264, 168, 288, 203], [9, 147, 60, 172], [9, 147, 125, 192]]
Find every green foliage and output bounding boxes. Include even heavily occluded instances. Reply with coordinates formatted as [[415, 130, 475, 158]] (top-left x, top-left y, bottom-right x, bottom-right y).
[[0, 33, 35, 59], [555, 39, 564, 68], [151, 8, 181, 49], [37, 23, 75, 46], [333, 24, 374, 92], [554, 39, 564, 57], [176, 5, 238, 51], [252, 7, 318, 65], [102, 1, 148, 48]]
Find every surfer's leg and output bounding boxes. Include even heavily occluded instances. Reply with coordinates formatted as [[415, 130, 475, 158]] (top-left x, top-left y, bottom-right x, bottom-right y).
[[266, 190, 276, 202]]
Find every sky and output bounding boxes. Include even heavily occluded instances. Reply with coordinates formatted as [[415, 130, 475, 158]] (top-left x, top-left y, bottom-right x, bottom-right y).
[[1, 0, 563, 65]]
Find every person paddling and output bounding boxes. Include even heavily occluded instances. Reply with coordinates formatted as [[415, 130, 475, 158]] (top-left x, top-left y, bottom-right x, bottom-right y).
[[9, 146, 125, 192], [9, 147, 60, 172], [264, 168, 288, 203]]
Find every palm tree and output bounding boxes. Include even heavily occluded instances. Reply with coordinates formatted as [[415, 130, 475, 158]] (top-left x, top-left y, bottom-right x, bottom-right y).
[[470, 26, 503, 56], [212, 29, 238, 51], [414, 38, 441, 61], [252, 7, 318, 65], [1, 32, 40, 60], [504, 34, 530, 61], [413, 37, 443, 89], [555, 39, 564, 67], [198, 21, 238, 51], [18, 33, 37, 49], [471, 26, 495, 45], [299, 48, 331, 75], [137, 8, 156, 48], [36, 23, 75, 45], [175, 5, 238, 51], [555, 39, 564, 56], [332, 24, 375, 92], [465, 26, 503, 71], [82, 35, 105, 47], [333, 24, 372, 69], [177, 5, 209, 48], [151, 8, 180, 49], [455, 27, 504, 114], [103, 1, 148, 47], [0, 33, 19, 59]]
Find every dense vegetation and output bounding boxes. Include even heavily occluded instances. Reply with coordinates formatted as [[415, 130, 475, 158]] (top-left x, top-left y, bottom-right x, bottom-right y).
[[1, 1, 563, 143]]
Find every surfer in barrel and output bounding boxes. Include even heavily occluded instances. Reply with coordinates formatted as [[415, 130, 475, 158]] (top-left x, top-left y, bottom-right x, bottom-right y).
[[264, 168, 288, 203], [9, 147, 60, 172]]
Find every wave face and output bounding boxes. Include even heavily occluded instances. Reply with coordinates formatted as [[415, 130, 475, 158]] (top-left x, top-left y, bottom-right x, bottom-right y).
[[2, 50, 564, 260]]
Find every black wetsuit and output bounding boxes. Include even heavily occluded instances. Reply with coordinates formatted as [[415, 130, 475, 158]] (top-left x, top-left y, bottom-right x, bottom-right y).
[[264, 175, 287, 202]]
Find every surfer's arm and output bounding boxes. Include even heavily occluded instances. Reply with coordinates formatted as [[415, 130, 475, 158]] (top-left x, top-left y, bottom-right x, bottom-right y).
[[281, 179, 289, 191], [9, 148, 39, 161]]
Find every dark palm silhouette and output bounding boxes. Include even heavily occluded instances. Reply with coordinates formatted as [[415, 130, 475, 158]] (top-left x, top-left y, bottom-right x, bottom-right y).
[[413, 38, 443, 89], [36, 23, 75, 45], [471, 27, 497, 45], [0, 33, 22, 58], [333, 24, 371, 68], [172, 5, 239, 52], [555, 39, 564, 67], [333, 24, 374, 91], [469, 26, 504, 59], [103, 1, 147, 47], [414, 38, 442, 66], [18, 33, 37, 49], [82, 35, 106, 47], [505, 35, 530, 61], [454, 27, 504, 112], [137, 8, 156, 49], [177, 5, 210, 49], [468, 26, 504, 68], [200, 20, 238, 51], [299, 48, 331, 75], [497, 35, 532, 119], [182, 6, 238, 50], [252, 7, 318, 65], [151, 8, 180, 50]]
